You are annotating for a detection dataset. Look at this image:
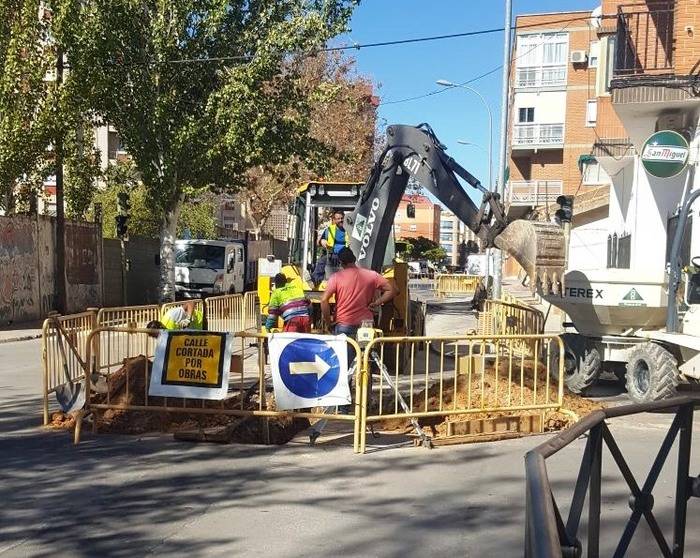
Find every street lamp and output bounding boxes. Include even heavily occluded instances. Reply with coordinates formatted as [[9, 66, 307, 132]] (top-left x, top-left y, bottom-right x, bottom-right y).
[[436, 79, 493, 192]]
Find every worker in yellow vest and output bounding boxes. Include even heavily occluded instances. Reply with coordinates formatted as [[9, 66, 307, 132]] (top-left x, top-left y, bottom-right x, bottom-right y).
[[159, 300, 204, 330], [312, 210, 349, 284]]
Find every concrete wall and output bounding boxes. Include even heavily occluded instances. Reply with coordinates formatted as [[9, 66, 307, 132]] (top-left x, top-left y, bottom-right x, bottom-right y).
[[103, 237, 161, 307], [0, 215, 103, 324]]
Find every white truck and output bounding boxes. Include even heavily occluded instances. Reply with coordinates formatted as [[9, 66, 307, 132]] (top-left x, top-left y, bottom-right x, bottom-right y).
[[174, 238, 272, 299], [545, 124, 700, 403]]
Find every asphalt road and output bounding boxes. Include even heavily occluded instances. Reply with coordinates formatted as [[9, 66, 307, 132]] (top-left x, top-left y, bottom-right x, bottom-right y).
[[2, 338, 700, 557]]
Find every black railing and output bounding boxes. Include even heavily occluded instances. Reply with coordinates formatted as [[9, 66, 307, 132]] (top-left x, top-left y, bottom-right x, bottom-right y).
[[525, 397, 700, 557], [615, 6, 674, 76], [607, 232, 631, 268]]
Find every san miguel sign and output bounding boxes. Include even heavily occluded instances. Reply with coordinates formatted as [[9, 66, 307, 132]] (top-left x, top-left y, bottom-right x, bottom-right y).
[[641, 130, 690, 178]]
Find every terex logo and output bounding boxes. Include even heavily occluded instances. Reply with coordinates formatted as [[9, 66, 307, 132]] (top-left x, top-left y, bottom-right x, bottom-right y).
[[564, 287, 603, 299], [358, 197, 381, 261]]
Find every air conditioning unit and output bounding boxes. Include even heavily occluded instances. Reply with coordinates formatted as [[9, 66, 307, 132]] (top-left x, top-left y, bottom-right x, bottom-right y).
[[570, 50, 588, 64]]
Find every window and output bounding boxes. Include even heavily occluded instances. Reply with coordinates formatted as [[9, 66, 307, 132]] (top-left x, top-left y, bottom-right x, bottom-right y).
[[236, 247, 244, 262], [589, 41, 599, 68], [441, 220, 454, 230], [440, 232, 452, 242], [518, 107, 535, 123], [409, 224, 417, 232], [585, 100, 597, 127], [441, 243, 453, 253]]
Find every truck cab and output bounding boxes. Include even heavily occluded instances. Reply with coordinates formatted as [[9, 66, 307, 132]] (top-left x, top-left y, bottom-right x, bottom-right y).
[[175, 239, 246, 299]]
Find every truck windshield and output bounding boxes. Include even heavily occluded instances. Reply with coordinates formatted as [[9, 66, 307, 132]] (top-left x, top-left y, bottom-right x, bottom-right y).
[[175, 245, 225, 270]]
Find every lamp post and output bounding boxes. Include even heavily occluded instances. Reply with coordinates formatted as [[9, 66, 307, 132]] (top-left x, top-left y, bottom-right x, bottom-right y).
[[436, 80, 493, 192]]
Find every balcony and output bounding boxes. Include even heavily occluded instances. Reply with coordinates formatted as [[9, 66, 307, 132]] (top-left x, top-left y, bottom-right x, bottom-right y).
[[515, 65, 567, 88], [508, 180, 563, 207], [614, 6, 674, 78], [512, 123, 564, 150]]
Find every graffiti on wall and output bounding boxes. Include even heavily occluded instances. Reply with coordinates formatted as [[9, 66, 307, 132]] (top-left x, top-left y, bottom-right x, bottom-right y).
[[66, 224, 98, 284], [0, 217, 39, 324]]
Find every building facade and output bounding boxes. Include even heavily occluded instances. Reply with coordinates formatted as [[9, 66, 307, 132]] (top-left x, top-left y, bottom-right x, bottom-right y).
[[393, 194, 441, 243], [440, 210, 478, 267]]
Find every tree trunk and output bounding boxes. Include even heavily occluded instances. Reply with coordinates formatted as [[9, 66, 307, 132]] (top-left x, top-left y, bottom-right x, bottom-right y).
[[159, 193, 183, 302]]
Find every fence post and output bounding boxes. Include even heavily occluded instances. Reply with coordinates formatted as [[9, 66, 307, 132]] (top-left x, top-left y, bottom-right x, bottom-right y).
[[672, 403, 694, 557], [588, 423, 603, 558]]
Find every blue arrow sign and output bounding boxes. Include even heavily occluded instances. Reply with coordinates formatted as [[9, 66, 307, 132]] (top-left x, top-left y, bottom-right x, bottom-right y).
[[279, 338, 340, 399]]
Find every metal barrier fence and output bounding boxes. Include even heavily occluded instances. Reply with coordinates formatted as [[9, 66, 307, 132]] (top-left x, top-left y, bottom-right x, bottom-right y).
[[42, 311, 97, 425], [160, 299, 205, 320], [358, 334, 564, 453], [434, 274, 481, 298], [72, 329, 364, 451], [525, 397, 700, 557], [96, 304, 160, 329], [204, 294, 244, 333], [242, 291, 260, 331], [479, 299, 544, 337]]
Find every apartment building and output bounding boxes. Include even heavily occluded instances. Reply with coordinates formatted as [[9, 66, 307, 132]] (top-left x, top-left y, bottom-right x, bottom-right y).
[[507, 0, 700, 282], [505, 8, 616, 275], [393, 194, 441, 243], [439, 210, 478, 267]]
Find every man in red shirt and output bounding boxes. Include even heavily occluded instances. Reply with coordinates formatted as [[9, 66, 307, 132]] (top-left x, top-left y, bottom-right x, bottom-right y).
[[320, 247, 399, 341]]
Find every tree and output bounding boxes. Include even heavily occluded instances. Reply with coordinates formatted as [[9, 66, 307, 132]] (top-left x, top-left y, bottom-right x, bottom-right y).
[[402, 236, 442, 261], [424, 246, 447, 265], [59, 0, 357, 300], [240, 51, 378, 237], [0, 0, 55, 212]]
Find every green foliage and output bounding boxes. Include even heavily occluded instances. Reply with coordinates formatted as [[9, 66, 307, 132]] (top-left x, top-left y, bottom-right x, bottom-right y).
[[0, 0, 55, 210], [95, 160, 217, 239], [58, 0, 357, 298], [402, 236, 441, 260], [424, 247, 447, 265]]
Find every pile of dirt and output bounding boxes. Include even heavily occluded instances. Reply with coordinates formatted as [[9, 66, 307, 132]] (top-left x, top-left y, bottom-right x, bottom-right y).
[[70, 356, 309, 444], [372, 359, 602, 437], [47, 411, 77, 430]]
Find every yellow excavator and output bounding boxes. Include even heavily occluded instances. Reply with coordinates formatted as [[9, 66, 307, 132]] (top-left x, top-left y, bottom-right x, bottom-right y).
[[258, 123, 566, 333]]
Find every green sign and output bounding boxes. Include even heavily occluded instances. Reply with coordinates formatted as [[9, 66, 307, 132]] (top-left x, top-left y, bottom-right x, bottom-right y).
[[641, 130, 689, 178], [621, 287, 646, 307]]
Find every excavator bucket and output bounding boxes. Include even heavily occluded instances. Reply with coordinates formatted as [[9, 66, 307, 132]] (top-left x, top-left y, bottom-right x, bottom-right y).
[[494, 220, 566, 294]]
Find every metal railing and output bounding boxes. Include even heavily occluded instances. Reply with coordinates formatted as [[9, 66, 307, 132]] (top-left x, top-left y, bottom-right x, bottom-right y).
[[434, 274, 481, 297], [515, 65, 567, 88], [242, 291, 260, 331], [96, 304, 160, 329], [525, 397, 700, 557], [513, 123, 564, 147], [615, 6, 674, 76], [508, 180, 563, 206], [359, 333, 564, 453]]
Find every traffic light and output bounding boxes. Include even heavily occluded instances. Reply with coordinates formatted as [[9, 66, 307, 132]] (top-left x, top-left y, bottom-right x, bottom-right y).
[[407, 203, 416, 218], [115, 215, 128, 238], [555, 195, 574, 224], [116, 191, 130, 239]]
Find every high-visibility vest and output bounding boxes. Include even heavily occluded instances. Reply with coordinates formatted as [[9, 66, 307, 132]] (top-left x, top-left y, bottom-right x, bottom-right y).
[[161, 307, 203, 330], [327, 224, 349, 250]]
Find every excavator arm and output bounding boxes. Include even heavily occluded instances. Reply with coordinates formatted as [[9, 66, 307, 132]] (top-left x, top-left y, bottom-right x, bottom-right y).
[[345, 123, 565, 291]]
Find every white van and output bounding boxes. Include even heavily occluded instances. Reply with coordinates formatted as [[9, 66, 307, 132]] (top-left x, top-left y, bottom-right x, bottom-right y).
[[175, 239, 246, 299]]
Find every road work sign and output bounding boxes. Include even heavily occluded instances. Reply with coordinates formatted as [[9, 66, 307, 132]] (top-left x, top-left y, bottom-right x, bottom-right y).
[[149, 331, 232, 400], [642, 130, 689, 178], [268, 333, 350, 410]]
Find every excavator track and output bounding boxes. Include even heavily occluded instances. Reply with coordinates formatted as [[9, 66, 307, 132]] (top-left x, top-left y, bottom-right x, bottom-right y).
[[494, 220, 566, 294]]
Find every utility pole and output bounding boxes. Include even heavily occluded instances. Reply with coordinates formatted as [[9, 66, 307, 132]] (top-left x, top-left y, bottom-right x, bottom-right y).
[[493, 0, 513, 300], [116, 192, 131, 305], [54, 46, 67, 314]]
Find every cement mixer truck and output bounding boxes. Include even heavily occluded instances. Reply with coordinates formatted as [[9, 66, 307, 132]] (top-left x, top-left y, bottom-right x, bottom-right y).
[[546, 128, 700, 404]]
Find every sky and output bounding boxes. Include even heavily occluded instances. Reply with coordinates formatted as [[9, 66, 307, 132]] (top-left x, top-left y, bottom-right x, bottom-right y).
[[336, 0, 599, 194]]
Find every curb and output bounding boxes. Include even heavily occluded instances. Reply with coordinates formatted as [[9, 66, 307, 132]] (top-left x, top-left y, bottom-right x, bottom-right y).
[[0, 333, 42, 345]]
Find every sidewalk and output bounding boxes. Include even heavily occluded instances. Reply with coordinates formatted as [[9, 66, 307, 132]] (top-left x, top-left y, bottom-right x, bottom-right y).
[[0, 320, 44, 344]]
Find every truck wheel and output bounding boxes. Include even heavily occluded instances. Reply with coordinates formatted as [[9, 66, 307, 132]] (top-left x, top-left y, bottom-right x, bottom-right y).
[[549, 334, 601, 394], [625, 343, 678, 403]]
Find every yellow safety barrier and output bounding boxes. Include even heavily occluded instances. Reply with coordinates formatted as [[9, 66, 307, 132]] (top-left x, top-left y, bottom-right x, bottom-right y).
[[72, 329, 365, 452], [358, 334, 564, 453], [97, 304, 160, 328], [160, 299, 205, 319], [434, 274, 481, 298], [242, 291, 260, 331], [41, 310, 97, 425], [478, 299, 544, 336], [204, 293, 244, 333]]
